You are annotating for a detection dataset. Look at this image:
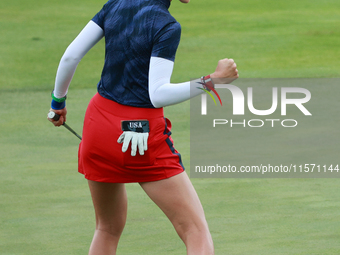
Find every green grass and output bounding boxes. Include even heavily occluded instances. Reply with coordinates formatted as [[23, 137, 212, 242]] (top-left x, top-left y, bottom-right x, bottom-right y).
[[1, 0, 340, 254]]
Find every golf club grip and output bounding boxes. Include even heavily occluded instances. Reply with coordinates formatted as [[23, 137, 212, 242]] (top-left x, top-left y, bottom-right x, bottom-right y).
[[48, 111, 82, 140], [48, 111, 60, 121]]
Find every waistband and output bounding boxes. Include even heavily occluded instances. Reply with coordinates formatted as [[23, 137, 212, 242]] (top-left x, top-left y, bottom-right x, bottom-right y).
[[92, 93, 164, 119]]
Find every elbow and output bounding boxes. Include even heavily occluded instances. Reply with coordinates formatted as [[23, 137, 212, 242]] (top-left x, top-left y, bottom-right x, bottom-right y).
[[61, 47, 83, 64], [150, 96, 164, 108], [61, 54, 81, 64], [149, 90, 166, 108]]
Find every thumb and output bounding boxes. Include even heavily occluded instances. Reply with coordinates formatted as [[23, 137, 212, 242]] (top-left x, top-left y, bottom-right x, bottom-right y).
[[117, 133, 125, 143]]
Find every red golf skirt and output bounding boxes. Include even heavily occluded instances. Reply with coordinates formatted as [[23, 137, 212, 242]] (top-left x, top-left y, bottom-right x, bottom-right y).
[[78, 93, 184, 183]]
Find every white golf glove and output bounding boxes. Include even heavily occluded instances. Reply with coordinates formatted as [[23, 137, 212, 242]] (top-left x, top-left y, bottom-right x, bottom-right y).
[[117, 131, 149, 156], [118, 120, 150, 156]]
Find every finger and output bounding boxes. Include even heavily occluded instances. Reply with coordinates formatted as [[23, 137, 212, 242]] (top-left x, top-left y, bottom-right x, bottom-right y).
[[130, 135, 138, 156], [137, 135, 144, 155], [54, 108, 67, 122], [117, 133, 125, 143], [47, 109, 66, 127], [143, 133, 149, 151], [55, 116, 64, 126], [122, 132, 133, 153], [47, 117, 64, 127]]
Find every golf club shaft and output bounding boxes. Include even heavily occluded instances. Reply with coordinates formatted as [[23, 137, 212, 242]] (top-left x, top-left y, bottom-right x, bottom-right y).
[[48, 112, 82, 140], [62, 123, 82, 140]]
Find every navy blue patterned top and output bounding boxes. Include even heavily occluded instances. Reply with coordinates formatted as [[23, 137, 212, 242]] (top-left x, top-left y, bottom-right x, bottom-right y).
[[92, 0, 181, 108]]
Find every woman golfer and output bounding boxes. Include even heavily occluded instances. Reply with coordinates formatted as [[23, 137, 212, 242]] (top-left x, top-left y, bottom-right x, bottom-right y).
[[48, 0, 238, 254]]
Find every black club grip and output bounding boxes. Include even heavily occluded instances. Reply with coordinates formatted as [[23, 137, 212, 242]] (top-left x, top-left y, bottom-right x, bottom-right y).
[[48, 111, 60, 121]]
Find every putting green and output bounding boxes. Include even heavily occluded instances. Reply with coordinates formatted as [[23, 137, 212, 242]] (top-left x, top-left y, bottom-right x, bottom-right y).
[[1, 0, 339, 254]]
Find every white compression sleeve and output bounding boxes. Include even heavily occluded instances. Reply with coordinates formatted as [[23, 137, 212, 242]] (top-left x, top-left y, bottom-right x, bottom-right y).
[[53, 21, 104, 98], [148, 57, 205, 108]]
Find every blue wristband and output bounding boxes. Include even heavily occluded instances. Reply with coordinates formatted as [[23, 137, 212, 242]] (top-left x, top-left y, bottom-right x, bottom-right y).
[[51, 99, 66, 110]]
